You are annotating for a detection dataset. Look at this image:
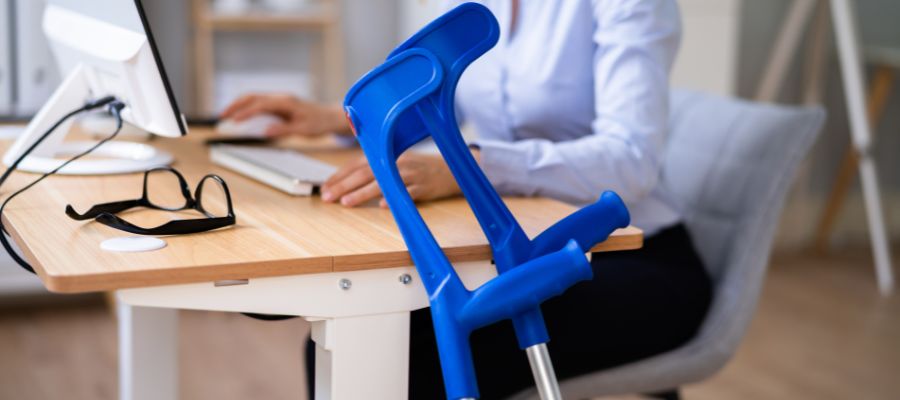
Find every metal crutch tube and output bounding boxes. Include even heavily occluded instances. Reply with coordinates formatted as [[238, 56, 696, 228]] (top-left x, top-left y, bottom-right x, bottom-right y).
[[527, 344, 563, 400]]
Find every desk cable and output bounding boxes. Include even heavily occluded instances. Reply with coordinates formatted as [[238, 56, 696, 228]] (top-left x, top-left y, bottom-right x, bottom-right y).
[[0, 96, 125, 273]]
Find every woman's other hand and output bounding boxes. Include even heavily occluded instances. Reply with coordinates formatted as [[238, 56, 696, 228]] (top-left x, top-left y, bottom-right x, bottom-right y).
[[321, 149, 481, 207], [220, 94, 350, 137]]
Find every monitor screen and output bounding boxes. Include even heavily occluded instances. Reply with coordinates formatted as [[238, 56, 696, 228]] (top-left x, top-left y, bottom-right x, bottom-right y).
[[45, 0, 144, 32], [45, 0, 186, 136]]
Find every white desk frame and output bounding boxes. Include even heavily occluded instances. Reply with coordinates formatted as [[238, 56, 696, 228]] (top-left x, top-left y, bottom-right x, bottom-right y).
[[115, 261, 498, 400]]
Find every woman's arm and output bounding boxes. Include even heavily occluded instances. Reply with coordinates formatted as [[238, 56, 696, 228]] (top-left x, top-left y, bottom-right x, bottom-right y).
[[475, 0, 681, 205]]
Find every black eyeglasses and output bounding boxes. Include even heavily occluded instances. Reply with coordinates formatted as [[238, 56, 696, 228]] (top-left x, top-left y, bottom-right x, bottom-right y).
[[66, 167, 236, 235]]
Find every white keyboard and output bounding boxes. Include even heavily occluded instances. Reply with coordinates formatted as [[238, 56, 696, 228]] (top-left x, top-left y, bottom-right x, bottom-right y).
[[210, 145, 337, 196]]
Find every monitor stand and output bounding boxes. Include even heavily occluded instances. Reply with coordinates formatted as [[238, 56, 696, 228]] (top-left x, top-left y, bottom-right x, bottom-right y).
[[2, 65, 173, 175]]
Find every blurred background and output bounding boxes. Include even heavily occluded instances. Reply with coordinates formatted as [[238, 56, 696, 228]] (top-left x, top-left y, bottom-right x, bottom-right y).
[[0, 0, 898, 399]]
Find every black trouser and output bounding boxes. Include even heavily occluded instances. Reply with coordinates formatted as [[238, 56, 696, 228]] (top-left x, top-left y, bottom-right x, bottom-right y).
[[306, 224, 712, 399]]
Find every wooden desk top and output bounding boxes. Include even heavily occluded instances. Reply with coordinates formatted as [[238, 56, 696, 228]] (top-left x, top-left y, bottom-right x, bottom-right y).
[[1, 126, 642, 293]]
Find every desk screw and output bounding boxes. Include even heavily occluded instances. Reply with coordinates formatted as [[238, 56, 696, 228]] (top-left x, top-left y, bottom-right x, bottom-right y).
[[339, 278, 352, 290], [399, 274, 413, 285]]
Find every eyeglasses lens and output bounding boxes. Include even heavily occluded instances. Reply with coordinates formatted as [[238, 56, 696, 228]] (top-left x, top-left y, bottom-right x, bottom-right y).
[[197, 178, 230, 218], [145, 169, 190, 210]]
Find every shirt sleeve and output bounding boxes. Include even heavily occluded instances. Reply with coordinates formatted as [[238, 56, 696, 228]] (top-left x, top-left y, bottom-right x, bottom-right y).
[[474, 0, 681, 206]]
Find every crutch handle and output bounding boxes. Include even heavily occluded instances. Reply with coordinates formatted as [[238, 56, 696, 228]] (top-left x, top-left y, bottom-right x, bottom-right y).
[[458, 239, 591, 330], [530, 191, 630, 258]]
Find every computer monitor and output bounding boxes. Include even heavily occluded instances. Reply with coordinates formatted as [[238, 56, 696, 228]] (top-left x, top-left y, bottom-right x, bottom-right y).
[[2, 0, 187, 175]]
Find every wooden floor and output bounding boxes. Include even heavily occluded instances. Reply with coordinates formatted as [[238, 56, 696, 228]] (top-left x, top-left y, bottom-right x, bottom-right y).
[[0, 247, 897, 400]]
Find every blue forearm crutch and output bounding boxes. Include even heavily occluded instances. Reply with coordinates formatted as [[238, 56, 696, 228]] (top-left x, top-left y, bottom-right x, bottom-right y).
[[343, 3, 630, 399]]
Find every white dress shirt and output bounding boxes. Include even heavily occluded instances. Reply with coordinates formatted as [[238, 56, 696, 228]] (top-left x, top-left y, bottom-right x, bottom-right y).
[[451, 0, 683, 236]]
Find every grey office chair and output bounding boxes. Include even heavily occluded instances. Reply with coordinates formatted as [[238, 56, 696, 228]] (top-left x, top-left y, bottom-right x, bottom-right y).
[[508, 90, 826, 400]]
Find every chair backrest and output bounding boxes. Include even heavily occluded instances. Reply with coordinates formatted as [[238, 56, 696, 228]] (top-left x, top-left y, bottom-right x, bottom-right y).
[[664, 90, 825, 283], [662, 89, 825, 367]]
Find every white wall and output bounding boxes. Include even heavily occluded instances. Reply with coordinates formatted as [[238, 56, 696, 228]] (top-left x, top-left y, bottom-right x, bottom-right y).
[[670, 0, 741, 96], [396, 0, 441, 42]]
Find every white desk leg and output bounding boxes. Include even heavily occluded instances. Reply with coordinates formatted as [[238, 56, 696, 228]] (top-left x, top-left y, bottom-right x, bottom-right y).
[[117, 301, 179, 400], [830, 0, 895, 295], [310, 312, 410, 400]]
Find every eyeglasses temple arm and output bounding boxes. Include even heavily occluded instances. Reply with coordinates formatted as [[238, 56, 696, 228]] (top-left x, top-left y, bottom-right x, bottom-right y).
[[65, 199, 143, 221]]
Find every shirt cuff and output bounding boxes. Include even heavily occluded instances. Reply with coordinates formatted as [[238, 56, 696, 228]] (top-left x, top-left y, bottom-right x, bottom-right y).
[[334, 134, 359, 148], [472, 139, 535, 196]]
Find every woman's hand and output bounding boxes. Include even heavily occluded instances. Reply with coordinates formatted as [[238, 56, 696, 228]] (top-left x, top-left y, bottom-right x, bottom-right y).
[[321, 150, 481, 207], [220, 94, 350, 137]]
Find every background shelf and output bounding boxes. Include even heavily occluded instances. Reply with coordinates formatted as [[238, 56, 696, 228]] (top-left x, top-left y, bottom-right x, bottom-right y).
[[191, 0, 346, 116]]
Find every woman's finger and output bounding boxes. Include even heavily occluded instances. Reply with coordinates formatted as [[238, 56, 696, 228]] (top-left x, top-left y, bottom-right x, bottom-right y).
[[230, 96, 297, 121], [322, 164, 374, 202], [263, 123, 294, 137], [406, 184, 424, 200], [323, 157, 368, 188], [220, 94, 259, 118], [339, 180, 383, 207], [377, 185, 424, 208], [230, 102, 270, 122], [398, 165, 422, 186]]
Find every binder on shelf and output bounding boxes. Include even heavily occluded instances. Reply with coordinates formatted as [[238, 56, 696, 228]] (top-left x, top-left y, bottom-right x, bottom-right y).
[[13, 0, 59, 116], [0, 0, 12, 116]]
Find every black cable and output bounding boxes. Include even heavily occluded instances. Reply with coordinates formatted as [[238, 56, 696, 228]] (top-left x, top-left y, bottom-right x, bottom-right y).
[[0, 97, 125, 273]]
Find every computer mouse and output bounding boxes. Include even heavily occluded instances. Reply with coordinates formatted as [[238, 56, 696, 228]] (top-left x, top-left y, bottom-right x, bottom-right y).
[[216, 114, 283, 137]]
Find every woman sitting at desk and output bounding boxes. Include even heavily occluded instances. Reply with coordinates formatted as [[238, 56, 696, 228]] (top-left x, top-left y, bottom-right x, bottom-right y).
[[222, 0, 711, 398]]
